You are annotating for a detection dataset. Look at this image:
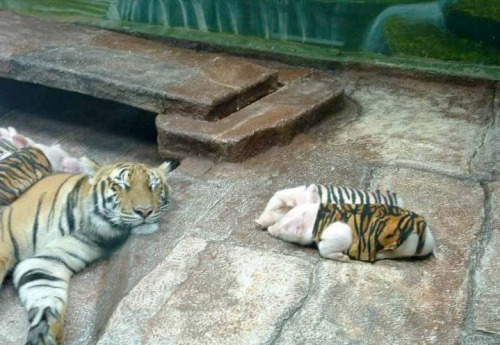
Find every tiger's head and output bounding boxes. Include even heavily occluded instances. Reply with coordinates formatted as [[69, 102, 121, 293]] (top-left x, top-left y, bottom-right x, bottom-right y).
[[82, 157, 175, 234]]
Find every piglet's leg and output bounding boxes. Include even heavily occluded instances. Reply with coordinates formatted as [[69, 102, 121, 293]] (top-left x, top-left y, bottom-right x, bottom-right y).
[[317, 222, 352, 262], [319, 250, 351, 262], [376, 233, 419, 260]]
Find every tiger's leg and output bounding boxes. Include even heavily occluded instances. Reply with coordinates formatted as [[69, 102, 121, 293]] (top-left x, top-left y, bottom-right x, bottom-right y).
[[376, 233, 419, 260], [13, 235, 101, 345], [0, 254, 14, 286], [317, 222, 352, 262], [0, 243, 15, 286]]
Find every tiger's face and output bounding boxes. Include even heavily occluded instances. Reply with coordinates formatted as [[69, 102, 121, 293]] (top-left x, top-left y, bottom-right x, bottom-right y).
[[84, 158, 173, 233]]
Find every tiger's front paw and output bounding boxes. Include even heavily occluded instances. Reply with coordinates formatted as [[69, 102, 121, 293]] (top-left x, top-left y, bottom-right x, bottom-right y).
[[26, 307, 63, 345], [26, 319, 57, 345]]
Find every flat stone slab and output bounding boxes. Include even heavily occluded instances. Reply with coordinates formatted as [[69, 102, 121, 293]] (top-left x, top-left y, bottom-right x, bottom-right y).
[[156, 72, 343, 161], [332, 70, 495, 178], [98, 237, 312, 345], [275, 167, 485, 345], [0, 11, 278, 119]]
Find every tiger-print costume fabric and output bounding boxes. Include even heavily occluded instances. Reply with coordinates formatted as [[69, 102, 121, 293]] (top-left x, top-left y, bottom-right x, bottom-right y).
[[0, 146, 51, 206], [0, 159, 173, 344], [314, 184, 401, 206], [0, 137, 17, 160], [312, 204, 427, 262]]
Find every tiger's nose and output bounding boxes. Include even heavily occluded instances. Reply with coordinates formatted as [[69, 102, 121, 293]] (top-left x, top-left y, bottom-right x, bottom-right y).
[[134, 206, 153, 219]]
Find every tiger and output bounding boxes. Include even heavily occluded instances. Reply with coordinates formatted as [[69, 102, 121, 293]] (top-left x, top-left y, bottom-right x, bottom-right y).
[[255, 183, 403, 229], [0, 157, 175, 345], [267, 203, 435, 263]]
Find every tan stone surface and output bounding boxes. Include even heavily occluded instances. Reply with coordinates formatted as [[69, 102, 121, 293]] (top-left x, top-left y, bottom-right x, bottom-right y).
[[98, 238, 312, 345], [0, 11, 102, 76], [326, 70, 495, 177], [0, 11, 278, 118]]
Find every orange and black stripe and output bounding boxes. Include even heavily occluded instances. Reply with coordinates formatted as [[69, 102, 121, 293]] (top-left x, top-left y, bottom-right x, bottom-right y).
[[312, 204, 427, 262]]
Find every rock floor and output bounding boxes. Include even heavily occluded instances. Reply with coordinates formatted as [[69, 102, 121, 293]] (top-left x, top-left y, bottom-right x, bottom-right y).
[[0, 66, 498, 345]]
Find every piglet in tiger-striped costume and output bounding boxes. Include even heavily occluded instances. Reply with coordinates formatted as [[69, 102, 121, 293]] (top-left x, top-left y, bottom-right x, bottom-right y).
[[0, 127, 85, 173], [255, 184, 404, 229], [267, 203, 435, 262]]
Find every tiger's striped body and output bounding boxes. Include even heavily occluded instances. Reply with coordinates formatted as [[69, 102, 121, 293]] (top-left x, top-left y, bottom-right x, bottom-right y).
[[0, 146, 52, 206], [0, 159, 173, 344], [312, 204, 428, 262]]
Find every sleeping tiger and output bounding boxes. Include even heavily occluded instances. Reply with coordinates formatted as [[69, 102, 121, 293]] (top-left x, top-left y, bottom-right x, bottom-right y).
[[255, 184, 403, 229], [0, 157, 174, 344], [267, 203, 435, 262]]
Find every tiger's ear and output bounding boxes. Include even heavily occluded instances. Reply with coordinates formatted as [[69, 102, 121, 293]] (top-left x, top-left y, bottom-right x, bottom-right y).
[[80, 156, 101, 176], [157, 159, 179, 178]]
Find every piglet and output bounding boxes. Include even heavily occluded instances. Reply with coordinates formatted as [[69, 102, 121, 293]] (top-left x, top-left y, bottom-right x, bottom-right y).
[[33, 143, 86, 173], [0, 127, 86, 173], [255, 185, 308, 229], [268, 203, 435, 262]]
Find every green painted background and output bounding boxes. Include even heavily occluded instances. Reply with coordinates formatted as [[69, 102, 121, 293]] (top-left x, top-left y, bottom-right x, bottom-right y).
[[1, 0, 499, 78]]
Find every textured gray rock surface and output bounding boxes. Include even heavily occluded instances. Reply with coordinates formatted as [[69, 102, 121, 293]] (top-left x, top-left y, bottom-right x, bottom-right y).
[[98, 237, 312, 345], [275, 167, 484, 345], [469, 182, 500, 336], [0, 64, 498, 344]]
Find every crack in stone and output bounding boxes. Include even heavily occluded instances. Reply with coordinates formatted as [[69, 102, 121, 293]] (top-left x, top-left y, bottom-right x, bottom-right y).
[[467, 82, 498, 177], [375, 160, 498, 184], [94, 234, 206, 343], [268, 261, 319, 345], [460, 182, 494, 341], [362, 167, 376, 191]]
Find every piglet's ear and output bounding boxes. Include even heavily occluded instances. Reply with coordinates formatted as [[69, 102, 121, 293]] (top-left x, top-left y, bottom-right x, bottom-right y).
[[12, 134, 29, 148], [305, 184, 320, 204], [7, 127, 17, 136], [0, 128, 10, 138], [80, 156, 101, 176]]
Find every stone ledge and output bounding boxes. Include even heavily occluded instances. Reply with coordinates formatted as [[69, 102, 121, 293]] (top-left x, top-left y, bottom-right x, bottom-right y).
[[0, 11, 278, 119], [156, 72, 344, 161]]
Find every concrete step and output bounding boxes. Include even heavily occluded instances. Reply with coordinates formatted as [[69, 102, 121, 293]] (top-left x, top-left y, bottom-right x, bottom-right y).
[[0, 11, 278, 120], [156, 71, 344, 161]]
